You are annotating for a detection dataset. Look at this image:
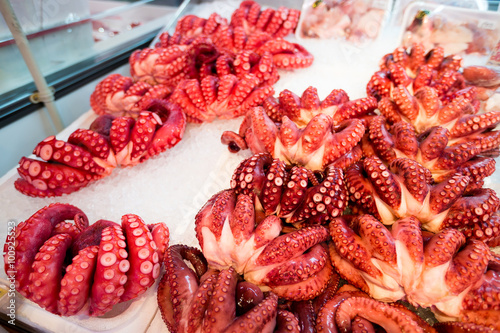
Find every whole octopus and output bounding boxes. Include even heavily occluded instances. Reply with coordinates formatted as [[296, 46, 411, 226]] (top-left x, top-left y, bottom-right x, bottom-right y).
[[4, 203, 169, 316], [15, 100, 186, 197]]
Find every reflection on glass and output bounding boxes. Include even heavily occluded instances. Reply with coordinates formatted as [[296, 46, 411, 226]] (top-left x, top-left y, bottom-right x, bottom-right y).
[[0, 0, 177, 96]]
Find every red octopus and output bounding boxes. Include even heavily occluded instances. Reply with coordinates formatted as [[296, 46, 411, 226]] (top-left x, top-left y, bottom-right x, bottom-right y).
[[170, 73, 275, 123], [89, 74, 172, 117], [257, 86, 377, 126], [374, 84, 500, 141], [229, 153, 348, 226], [328, 214, 500, 330], [15, 100, 186, 197], [4, 203, 169, 316], [157, 244, 301, 332], [367, 44, 465, 101], [315, 284, 436, 333], [229, 1, 300, 39], [369, 44, 500, 103], [366, 44, 500, 149], [91, 1, 312, 123], [363, 115, 497, 189], [195, 188, 334, 301], [221, 87, 374, 170], [345, 156, 500, 245]]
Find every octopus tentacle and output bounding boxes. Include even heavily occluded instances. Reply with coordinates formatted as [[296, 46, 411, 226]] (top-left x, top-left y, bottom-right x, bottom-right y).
[[16, 107, 186, 197], [5, 203, 88, 296], [335, 297, 425, 333], [28, 234, 73, 314], [202, 267, 238, 332], [148, 222, 170, 261], [15, 157, 94, 197], [275, 309, 300, 333], [90, 225, 130, 316], [58, 246, 99, 316], [120, 214, 162, 302], [157, 245, 207, 332]]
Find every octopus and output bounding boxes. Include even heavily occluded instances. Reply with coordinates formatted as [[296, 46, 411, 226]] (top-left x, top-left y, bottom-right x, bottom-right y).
[[89, 74, 172, 118], [345, 156, 500, 245], [170, 73, 275, 123], [367, 44, 464, 100], [373, 84, 500, 146], [157, 244, 301, 332], [367, 44, 500, 137], [129, 36, 221, 88], [195, 188, 335, 301], [15, 100, 186, 197], [221, 108, 365, 171], [3, 203, 169, 316], [229, 0, 301, 39], [159, 12, 312, 71], [253, 86, 377, 126], [328, 214, 500, 330], [101, 2, 312, 123], [229, 153, 348, 226], [363, 115, 498, 189], [221, 87, 375, 170]]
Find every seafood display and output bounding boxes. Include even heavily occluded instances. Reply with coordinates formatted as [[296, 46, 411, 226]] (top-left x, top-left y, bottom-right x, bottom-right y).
[[14, 102, 186, 197], [158, 150, 500, 332], [4, 0, 500, 332], [4, 203, 169, 316], [297, 0, 390, 44], [90, 1, 312, 123]]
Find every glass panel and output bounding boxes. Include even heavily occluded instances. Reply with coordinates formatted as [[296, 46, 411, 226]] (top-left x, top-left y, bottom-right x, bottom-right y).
[[0, 0, 180, 102]]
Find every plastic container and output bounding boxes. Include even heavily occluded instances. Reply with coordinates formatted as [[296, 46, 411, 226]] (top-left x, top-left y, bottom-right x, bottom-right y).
[[390, 0, 488, 26], [295, 0, 393, 44], [400, 2, 500, 57]]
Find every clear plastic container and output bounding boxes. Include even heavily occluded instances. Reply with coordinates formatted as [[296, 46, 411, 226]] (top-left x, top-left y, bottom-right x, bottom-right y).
[[390, 0, 488, 26], [400, 2, 500, 57], [295, 0, 393, 44]]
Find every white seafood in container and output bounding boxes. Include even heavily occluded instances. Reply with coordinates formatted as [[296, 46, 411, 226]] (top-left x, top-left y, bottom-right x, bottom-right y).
[[295, 0, 393, 44], [400, 2, 500, 58]]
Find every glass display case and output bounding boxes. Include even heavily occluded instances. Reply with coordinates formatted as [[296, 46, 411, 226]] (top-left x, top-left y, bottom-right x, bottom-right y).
[[0, 0, 182, 126]]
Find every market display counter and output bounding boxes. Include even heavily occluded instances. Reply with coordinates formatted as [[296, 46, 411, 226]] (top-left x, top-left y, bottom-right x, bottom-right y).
[[1, 0, 499, 331]]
